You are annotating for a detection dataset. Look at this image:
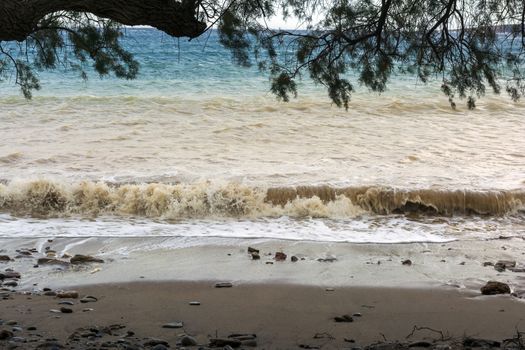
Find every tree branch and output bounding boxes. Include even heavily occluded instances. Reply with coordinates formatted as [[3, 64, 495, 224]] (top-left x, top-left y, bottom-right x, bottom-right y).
[[0, 0, 207, 42]]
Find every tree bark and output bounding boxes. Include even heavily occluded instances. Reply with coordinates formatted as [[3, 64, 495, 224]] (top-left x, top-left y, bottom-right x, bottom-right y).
[[0, 0, 207, 41]]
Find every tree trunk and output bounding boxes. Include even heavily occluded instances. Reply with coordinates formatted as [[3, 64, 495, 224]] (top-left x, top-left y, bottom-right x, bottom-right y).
[[0, 0, 206, 41]]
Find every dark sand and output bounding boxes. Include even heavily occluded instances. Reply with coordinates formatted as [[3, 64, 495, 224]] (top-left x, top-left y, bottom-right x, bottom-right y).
[[2, 282, 525, 349]]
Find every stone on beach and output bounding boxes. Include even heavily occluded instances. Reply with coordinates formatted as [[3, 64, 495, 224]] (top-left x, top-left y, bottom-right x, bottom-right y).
[[0, 255, 11, 262], [251, 252, 260, 260], [275, 252, 287, 261], [215, 282, 233, 288], [402, 259, 412, 266], [143, 338, 169, 347], [70, 254, 105, 264], [56, 291, 79, 299], [247, 247, 259, 254], [151, 345, 169, 350], [0, 330, 13, 340], [35, 341, 65, 349], [60, 307, 73, 313], [0, 271, 21, 279], [480, 281, 511, 295], [180, 335, 198, 346], [162, 321, 183, 328], [80, 296, 98, 303], [317, 257, 337, 262], [494, 260, 516, 272], [37, 258, 70, 266], [334, 315, 354, 322], [463, 338, 501, 347]]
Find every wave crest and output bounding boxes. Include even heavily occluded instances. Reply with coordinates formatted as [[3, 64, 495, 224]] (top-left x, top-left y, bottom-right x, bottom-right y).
[[0, 180, 523, 219]]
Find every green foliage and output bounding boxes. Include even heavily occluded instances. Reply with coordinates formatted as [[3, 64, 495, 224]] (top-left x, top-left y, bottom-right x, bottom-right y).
[[69, 21, 138, 79], [0, 12, 137, 98], [15, 60, 41, 99], [270, 72, 297, 101]]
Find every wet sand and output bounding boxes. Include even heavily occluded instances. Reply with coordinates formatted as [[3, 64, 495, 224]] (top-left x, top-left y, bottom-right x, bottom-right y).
[[2, 282, 525, 349], [2, 237, 525, 348]]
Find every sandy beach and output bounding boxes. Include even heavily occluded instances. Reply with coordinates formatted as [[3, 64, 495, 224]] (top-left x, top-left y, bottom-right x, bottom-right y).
[[2, 237, 525, 349], [2, 281, 525, 349]]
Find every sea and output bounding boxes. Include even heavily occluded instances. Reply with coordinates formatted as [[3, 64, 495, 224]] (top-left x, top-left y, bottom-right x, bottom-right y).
[[0, 28, 524, 245]]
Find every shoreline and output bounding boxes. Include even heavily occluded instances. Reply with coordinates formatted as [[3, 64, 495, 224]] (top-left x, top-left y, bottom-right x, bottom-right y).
[[2, 281, 525, 349], [2, 236, 525, 348], [2, 236, 525, 292]]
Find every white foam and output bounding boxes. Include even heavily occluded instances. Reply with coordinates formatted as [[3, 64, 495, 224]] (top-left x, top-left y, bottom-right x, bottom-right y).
[[0, 213, 465, 246]]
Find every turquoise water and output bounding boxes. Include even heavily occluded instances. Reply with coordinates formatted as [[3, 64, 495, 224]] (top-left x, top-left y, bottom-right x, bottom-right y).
[[1, 29, 278, 98], [0, 28, 430, 99]]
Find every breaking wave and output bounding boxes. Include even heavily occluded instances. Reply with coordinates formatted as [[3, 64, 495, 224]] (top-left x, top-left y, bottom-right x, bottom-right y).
[[0, 180, 523, 219]]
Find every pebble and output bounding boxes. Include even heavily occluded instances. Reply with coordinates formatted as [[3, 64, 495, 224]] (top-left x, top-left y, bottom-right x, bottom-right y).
[[162, 322, 183, 328], [3, 281, 18, 287], [151, 345, 169, 350], [82, 308, 94, 312], [229, 334, 256, 341], [215, 282, 233, 288], [5, 320, 17, 325], [402, 259, 412, 266], [27, 326, 37, 331], [481, 281, 511, 295], [80, 296, 98, 303], [58, 301, 75, 305], [247, 247, 259, 254], [352, 313, 362, 317], [180, 335, 198, 346], [143, 338, 169, 347], [12, 326, 23, 332], [409, 341, 433, 348], [291, 256, 299, 262], [275, 252, 287, 261], [325, 288, 335, 292], [0, 255, 11, 261], [251, 252, 260, 260], [49, 309, 61, 313], [495, 260, 516, 272], [0, 271, 21, 279], [0, 330, 13, 340], [60, 307, 73, 313], [334, 315, 354, 323], [36, 340, 65, 349], [189, 301, 201, 305], [70, 254, 104, 264], [10, 336, 26, 343], [57, 291, 79, 299], [37, 258, 70, 266]]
